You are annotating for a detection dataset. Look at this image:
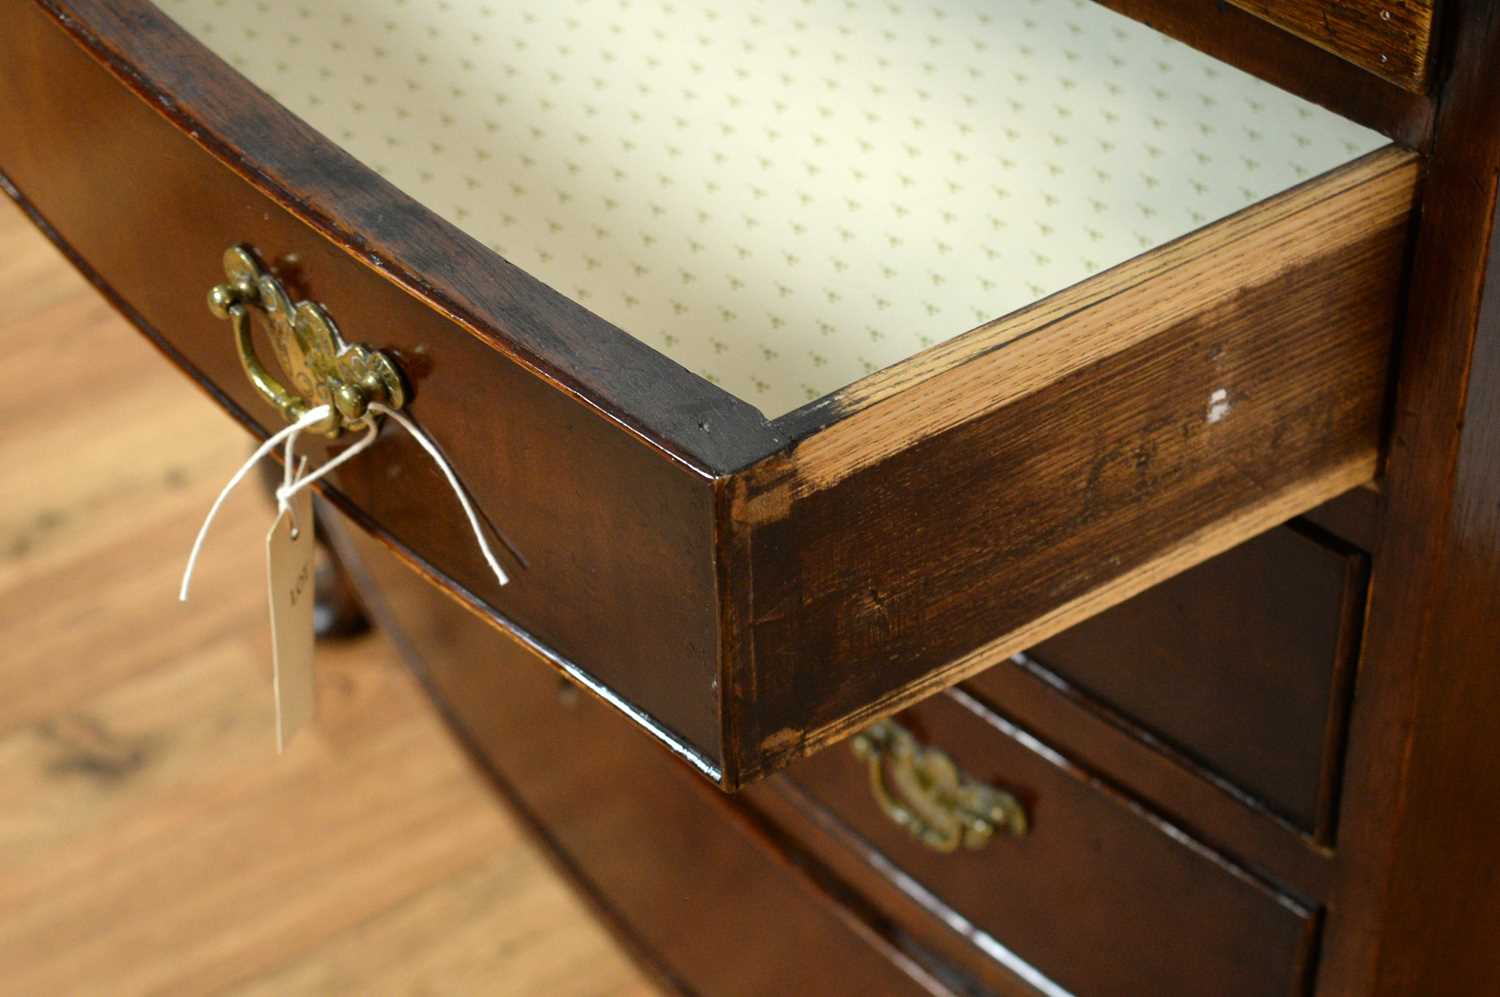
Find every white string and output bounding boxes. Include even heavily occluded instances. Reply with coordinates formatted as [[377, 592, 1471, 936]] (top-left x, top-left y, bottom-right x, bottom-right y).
[[272, 404, 510, 587], [180, 400, 511, 603], [178, 404, 334, 601], [279, 432, 310, 537], [274, 418, 380, 518], [367, 402, 510, 587]]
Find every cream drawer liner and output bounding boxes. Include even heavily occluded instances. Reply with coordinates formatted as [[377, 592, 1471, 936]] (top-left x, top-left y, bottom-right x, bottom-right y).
[[157, 0, 1383, 417]]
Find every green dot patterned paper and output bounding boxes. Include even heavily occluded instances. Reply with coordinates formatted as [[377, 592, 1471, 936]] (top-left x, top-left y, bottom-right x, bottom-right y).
[[158, 0, 1385, 418]]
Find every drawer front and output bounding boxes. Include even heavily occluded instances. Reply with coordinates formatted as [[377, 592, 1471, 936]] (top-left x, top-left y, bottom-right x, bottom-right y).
[[2, 1, 1419, 790], [787, 692, 1319, 997], [333, 516, 959, 997], [974, 520, 1368, 836], [0, 2, 727, 768]]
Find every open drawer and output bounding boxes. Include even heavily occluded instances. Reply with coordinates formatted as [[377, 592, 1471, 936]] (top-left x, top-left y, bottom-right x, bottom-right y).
[[0, 0, 1418, 788]]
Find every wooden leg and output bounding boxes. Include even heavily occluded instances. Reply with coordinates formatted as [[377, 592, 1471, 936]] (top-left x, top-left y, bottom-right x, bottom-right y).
[[310, 495, 371, 639], [257, 459, 370, 640]]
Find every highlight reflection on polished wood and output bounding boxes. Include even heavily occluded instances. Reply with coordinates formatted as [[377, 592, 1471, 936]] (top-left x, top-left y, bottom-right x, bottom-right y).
[[0, 200, 654, 997]]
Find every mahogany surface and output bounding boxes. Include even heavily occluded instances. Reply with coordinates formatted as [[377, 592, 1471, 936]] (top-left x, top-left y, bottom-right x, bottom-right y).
[[959, 653, 1336, 905], [787, 690, 1318, 997], [1225, 0, 1437, 92], [1004, 521, 1367, 837], [1090, 0, 1434, 145], [1321, 3, 1500, 993], [333, 518, 958, 997], [6, 0, 1500, 993], [729, 160, 1410, 778], [0, 0, 1421, 792], [0, 0, 730, 770]]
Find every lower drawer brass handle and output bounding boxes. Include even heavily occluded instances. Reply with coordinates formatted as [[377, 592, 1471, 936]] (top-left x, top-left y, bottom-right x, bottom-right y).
[[851, 720, 1028, 853], [207, 245, 406, 438]]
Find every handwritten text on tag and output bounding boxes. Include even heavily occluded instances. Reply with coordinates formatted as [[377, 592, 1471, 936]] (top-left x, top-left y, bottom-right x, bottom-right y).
[[266, 488, 316, 752]]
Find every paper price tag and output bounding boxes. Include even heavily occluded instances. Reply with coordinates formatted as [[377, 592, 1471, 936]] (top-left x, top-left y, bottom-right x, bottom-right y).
[[267, 488, 317, 752], [182, 399, 507, 756]]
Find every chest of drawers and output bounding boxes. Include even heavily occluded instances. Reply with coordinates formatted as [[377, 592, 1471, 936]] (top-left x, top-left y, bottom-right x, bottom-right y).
[[4, 0, 1498, 992]]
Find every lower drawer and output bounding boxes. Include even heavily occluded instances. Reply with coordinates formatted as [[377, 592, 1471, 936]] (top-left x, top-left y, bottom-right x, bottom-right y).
[[786, 691, 1321, 997], [331, 514, 948, 996], [973, 517, 1368, 837]]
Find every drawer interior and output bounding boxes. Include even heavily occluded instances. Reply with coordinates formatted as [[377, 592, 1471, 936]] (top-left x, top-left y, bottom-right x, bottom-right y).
[[155, 0, 1384, 418]]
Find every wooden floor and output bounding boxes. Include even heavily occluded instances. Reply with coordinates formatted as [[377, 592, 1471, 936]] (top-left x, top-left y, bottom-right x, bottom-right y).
[[0, 200, 655, 995]]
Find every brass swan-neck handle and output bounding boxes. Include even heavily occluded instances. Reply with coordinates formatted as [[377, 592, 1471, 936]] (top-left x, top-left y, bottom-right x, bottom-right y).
[[207, 245, 406, 438], [851, 719, 1029, 853]]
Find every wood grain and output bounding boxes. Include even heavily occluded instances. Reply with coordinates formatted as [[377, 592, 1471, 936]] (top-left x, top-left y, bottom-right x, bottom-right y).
[[778, 149, 1416, 470], [786, 689, 1320, 997], [1319, 4, 1500, 993], [1227, 0, 1437, 92], [0, 0, 1423, 793], [334, 516, 953, 997], [749, 783, 1067, 997], [724, 152, 1417, 783], [1010, 521, 1368, 839], [0, 1, 729, 775], [1087, 0, 1434, 147], [11, 3, 1500, 994], [36, 0, 772, 474], [0, 201, 653, 997], [956, 652, 1337, 905]]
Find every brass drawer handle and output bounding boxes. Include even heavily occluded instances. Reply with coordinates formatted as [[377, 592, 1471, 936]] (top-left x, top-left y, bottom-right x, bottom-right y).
[[851, 719, 1028, 853], [207, 245, 406, 438]]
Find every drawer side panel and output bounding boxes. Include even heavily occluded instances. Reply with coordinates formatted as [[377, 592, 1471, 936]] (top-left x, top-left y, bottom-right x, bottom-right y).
[[730, 155, 1418, 782]]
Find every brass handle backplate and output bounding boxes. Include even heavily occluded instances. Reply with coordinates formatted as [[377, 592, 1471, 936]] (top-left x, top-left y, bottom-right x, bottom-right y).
[[851, 719, 1028, 853], [207, 245, 405, 438]]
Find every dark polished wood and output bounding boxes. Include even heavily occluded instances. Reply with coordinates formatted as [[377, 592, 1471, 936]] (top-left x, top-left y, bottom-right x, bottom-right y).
[[0, 0, 1421, 791], [998, 520, 1368, 838], [0, 3, 729, 772], [1226, 0, 1437, 92], [1298, 485, 1383, 553], [8, 0, 1500, 993], [27, 0, 771, 474], [786, 689, 1319, 997], [339, 502, 1325, 997], [1090, 0, 1434, 146], [959, 656, 1335, 905], [751, 783, 1069, 997], [309, 525, 372, 641], [1320, 3, 1500, 993], [332, 516, 962, 997], [1376, 181, 1500, 990]]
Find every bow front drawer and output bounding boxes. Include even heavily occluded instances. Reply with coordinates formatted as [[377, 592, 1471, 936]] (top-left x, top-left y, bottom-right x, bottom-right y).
[[0, 0, 1418, 787], [786, 691, 1320, 997]]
